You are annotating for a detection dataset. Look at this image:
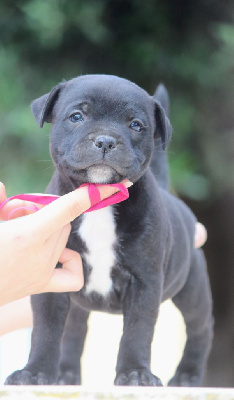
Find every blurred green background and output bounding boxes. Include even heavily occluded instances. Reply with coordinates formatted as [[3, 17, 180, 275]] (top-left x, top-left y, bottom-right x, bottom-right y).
[[0, 0, 234, 386]]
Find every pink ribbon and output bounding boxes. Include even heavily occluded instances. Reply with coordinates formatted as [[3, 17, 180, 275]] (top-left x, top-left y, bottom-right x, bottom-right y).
[[0, 183, 129, 216]]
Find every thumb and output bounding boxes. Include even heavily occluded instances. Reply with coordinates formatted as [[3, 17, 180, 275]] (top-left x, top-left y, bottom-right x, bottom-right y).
[[41, 248, 84, 293], [33, 180, 131, 237]]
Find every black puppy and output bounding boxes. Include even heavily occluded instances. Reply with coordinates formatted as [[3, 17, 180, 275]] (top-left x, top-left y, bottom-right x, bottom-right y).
[[6, 75, 213, 386]]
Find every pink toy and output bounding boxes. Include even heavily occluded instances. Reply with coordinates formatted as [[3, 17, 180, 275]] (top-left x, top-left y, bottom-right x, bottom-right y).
[[0, 183, 129, 216]]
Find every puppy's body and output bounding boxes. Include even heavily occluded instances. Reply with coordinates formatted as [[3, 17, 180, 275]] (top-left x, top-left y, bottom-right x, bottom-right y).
[[6, 75, 213, 386], [48, 168, 194, 311]]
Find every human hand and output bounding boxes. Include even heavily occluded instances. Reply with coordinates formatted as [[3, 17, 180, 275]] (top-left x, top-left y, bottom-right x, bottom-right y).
[[0, 182, 44, 220], [0, 181, 131, 306], [194, 222, 207, 248]]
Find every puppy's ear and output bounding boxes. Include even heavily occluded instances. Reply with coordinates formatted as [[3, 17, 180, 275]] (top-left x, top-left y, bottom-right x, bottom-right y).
[[154, 83, 170, 116], [153, 83, 172, 150], [153, 100, 172, 150], [31, 82, 66, 127]]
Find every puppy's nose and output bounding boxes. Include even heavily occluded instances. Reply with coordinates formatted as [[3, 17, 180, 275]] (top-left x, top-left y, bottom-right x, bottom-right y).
[[95, 135, 116, 152]]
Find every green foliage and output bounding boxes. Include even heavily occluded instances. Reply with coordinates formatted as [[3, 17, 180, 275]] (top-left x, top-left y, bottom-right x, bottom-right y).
[[21, 0, 66, 47], [0, 0, 234, 199]]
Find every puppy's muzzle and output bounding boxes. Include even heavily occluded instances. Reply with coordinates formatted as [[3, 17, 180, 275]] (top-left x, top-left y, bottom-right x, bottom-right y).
[[94, 135, 116, 153]]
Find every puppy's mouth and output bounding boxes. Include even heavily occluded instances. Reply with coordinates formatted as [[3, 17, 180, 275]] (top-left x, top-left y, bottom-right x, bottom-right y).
[[64, 162, 125, 186], [86, 164, 119, 184]]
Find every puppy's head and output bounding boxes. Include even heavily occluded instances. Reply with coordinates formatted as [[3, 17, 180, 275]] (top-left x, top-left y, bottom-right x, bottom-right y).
[[31, 75, 171, 186]]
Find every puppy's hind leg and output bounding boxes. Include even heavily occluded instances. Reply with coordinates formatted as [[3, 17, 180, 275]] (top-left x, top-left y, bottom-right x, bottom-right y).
[[58, 301, 89, 385], [168, 249, 213, 387]]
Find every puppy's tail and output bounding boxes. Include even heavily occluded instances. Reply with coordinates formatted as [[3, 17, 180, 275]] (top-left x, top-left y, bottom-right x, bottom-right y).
[[150, 84, 170, 190]]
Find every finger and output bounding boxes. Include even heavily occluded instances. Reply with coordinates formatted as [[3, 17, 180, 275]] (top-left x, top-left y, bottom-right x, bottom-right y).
[[0, 182, 8, 220], [46, 224, 71, 264], [0, 182, 6, 203], [95, 179, 131, 201], [41, 248, 84, 293], [194, 222, 207, 248], [33, 180, 132, 237], [0, 200, 43, 221]]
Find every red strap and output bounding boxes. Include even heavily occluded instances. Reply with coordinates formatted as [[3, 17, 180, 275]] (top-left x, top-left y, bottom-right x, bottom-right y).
[[87, 183, 128, 212], [87, 184, 101, 207], [0, 183, 129, 216]]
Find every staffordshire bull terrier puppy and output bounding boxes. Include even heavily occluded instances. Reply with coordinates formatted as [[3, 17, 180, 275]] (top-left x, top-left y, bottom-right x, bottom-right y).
[[5, 75, 213, 386]]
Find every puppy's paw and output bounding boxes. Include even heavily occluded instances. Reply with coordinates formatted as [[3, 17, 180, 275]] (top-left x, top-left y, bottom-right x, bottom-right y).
[[5, 369, 57, 385], [58, 370, 81, 385], [115, 369, 163, 386], [168, 371, 202, 387]]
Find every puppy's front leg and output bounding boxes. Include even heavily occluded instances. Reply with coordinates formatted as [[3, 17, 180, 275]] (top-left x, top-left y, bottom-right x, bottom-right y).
[[115, 276, 163, 386], [5, 292, 70, 385]]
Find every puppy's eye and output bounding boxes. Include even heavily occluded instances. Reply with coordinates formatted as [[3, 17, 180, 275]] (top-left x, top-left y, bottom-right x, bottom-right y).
[[69, 112, 84, 123], [129, 120, 143, 132]]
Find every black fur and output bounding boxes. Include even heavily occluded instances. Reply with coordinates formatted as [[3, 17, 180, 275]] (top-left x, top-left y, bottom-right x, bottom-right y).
[[5, 75, 213, 386]]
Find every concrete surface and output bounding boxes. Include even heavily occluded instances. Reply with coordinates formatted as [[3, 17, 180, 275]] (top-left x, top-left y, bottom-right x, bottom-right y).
[[0, 386, 234, 400]]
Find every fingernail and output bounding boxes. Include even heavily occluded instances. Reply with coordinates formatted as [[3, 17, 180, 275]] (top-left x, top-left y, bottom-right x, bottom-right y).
[[123, 179, 133, 188]]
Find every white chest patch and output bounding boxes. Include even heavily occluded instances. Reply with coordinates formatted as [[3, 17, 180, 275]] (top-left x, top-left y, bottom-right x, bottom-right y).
[[78, 206, 117, 297]]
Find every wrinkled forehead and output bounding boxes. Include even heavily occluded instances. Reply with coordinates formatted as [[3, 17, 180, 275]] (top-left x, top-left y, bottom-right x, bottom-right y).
[[59, 75, 154, 117]]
